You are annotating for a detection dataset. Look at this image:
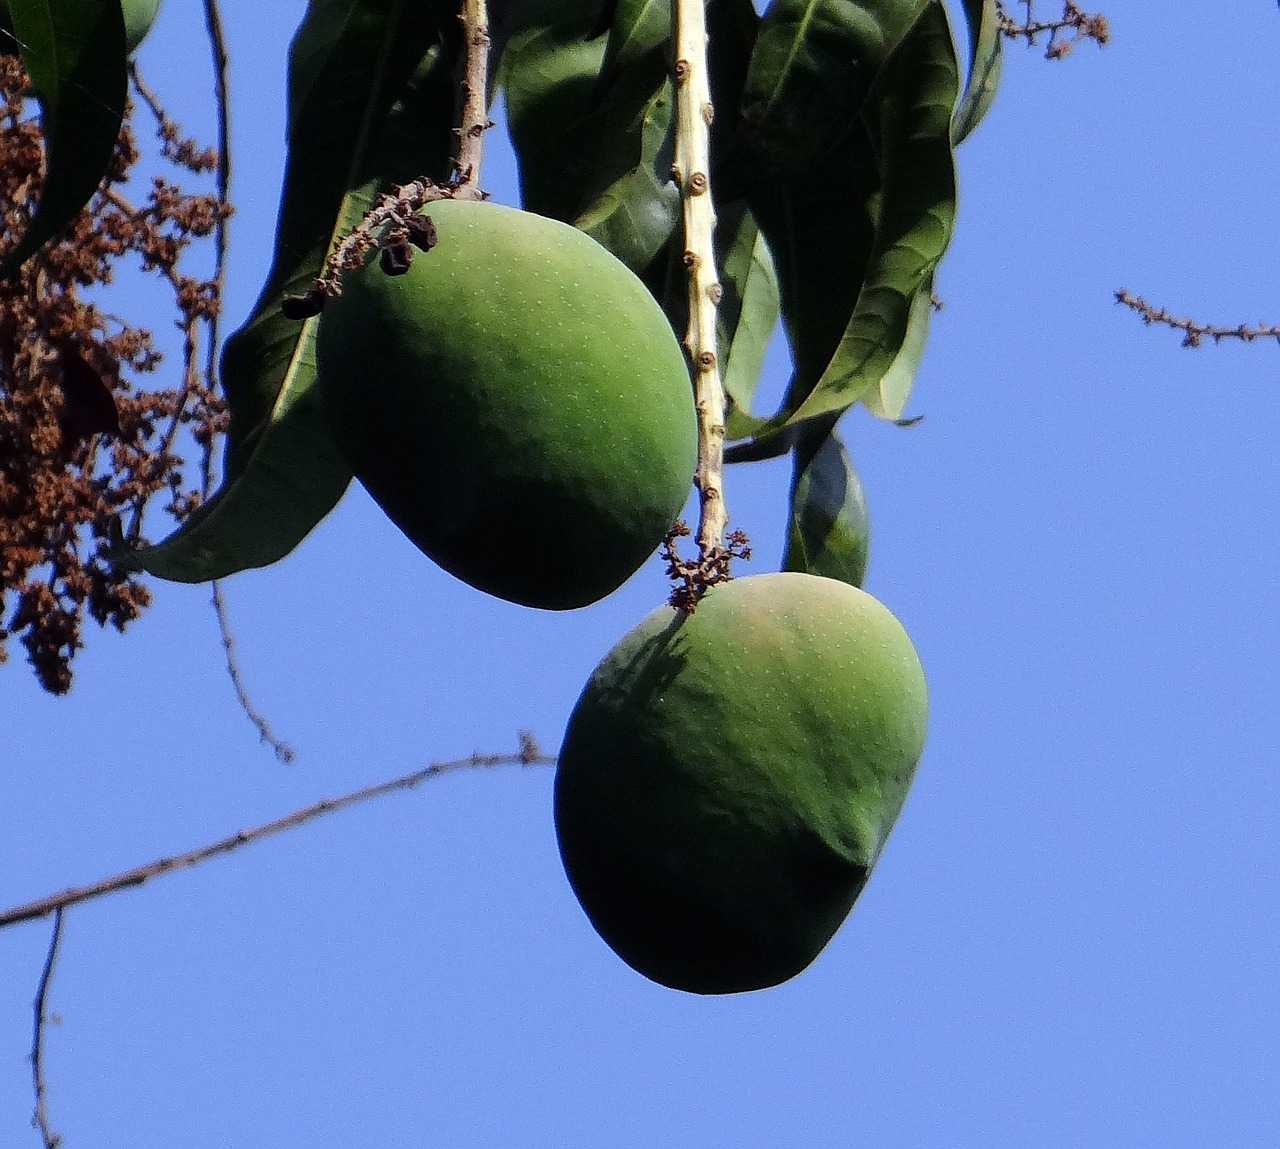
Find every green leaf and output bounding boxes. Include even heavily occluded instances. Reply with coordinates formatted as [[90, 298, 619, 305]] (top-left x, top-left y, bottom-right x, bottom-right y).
[[734, 0, 957, 455], [597, 0, 669, 88], [113, 0, 454, 582], [0, 0, 126, 278], [952, 0, 1001, 144], [574, 76, 679, 271], [860, 271, 931, 421], [732, 114, 880, 458], [787, 1, 957, 424], [782, 424, 869, 588], [738, 0, 924, 170], [502, 25, 608, 220], [716, 203, 780, 441], [502, 23, 678, 271]]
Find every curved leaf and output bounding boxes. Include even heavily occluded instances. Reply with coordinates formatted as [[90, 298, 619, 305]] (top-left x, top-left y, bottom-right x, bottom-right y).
[[597, 0, 669, 88], [0, 0, 126, 277], [735, 115, 880, 451], [716, 203, 780, 441], [502, 23, 677, 271], [952, 0, 1001, 144], [502, 26, 609, 220], [114, 0, 454, 582], [575, 79, 678, 270], [782, 424, 869, 588], [734, 0, 957, 454], [860, 270, 931, 421], [738, 0, 923, 170]]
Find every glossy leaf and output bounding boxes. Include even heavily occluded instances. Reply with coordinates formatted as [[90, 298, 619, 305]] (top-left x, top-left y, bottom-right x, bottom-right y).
[[952, 0, 1001, 144], [114, 0, 453, 582], [860, 271, 931, 421], [0, 0, 126, 277], [716, 203, 780, 441], [502, 27, 608, 221], [575, 75, 679, 270], [738, 0, 923, 170], [502, 22, 678, 271], [782, 425, 870, 588], [729, 112, 879, 462], [788, 1, 957, 425], [731, 0, 957, 458], [597, 0, 669, 88]]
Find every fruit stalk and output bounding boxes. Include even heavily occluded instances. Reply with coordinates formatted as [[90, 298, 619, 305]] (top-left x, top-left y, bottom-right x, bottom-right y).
[[672, 0, 727, 558], [454, 0, 491, 196]]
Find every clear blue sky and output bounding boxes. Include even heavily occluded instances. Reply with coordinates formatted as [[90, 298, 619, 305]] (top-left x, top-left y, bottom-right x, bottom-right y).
[[5, 2, 1280, 1145]]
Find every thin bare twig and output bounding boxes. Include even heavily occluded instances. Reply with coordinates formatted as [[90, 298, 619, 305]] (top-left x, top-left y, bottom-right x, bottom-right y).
[[201, 0, 232, 496], [1115, 289, 1280, 348], [30, 908, 65, 1149], [211, 581, 295, 763], [0, 739, 552, 931]]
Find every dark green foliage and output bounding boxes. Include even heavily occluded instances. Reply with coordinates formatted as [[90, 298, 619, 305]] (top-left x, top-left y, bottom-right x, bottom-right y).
[[116, 0, 459, 581], [0, 0, 127, 278]]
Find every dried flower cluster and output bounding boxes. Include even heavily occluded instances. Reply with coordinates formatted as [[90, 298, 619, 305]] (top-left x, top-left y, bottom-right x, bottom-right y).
[[996, 1, 1110, 59], [1, 54, 228, 694]]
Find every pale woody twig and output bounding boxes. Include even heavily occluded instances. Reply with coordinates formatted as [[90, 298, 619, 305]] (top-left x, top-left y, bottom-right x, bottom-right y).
[[673, 0, 729, 565]]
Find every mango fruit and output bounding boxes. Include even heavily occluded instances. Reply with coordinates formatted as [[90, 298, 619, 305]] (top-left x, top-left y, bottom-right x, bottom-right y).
[[316, 200, 696, 610], [554, 571, 927, 993]]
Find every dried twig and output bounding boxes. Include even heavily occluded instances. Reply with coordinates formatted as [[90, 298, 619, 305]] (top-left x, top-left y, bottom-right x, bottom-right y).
[[200, 0, 232, 496], [0, 739, 552, 931], [211, 581, 295, 763], [1115, 289, 1280, 348], [30, 908, 65, 1149], [662, 521, 751, 613]]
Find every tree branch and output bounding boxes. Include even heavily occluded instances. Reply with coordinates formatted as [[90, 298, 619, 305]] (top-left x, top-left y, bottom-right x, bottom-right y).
[[1116, 289, 1280, 348], [210, 581, 295, 763], [0, 739, 552, 931], [453, 0, 492, 195], [30, 908, 65, 1149]]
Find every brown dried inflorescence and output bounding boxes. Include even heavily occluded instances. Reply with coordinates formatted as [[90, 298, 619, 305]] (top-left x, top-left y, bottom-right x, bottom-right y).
[[1, 54, 229, 694], [996, 2, 1110, 59]]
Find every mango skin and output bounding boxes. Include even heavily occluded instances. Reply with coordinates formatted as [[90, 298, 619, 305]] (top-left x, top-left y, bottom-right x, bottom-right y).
[[316, 200, 696, 610], [554, 572, 927, 994]]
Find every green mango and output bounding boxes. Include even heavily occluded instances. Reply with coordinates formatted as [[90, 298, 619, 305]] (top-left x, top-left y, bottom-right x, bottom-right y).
[[316, 200, 696, 610], [554, 571, 928, 993]]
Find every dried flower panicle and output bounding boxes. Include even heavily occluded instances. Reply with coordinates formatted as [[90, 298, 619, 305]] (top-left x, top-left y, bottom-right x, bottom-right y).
[[1, 53, 229, 694], [996, 1, 1110, 59]]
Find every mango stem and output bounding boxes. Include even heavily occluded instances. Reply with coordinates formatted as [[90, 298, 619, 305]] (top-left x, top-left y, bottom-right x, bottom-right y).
[[672, 0, 728, 561], [454, 0, 492, 197]]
